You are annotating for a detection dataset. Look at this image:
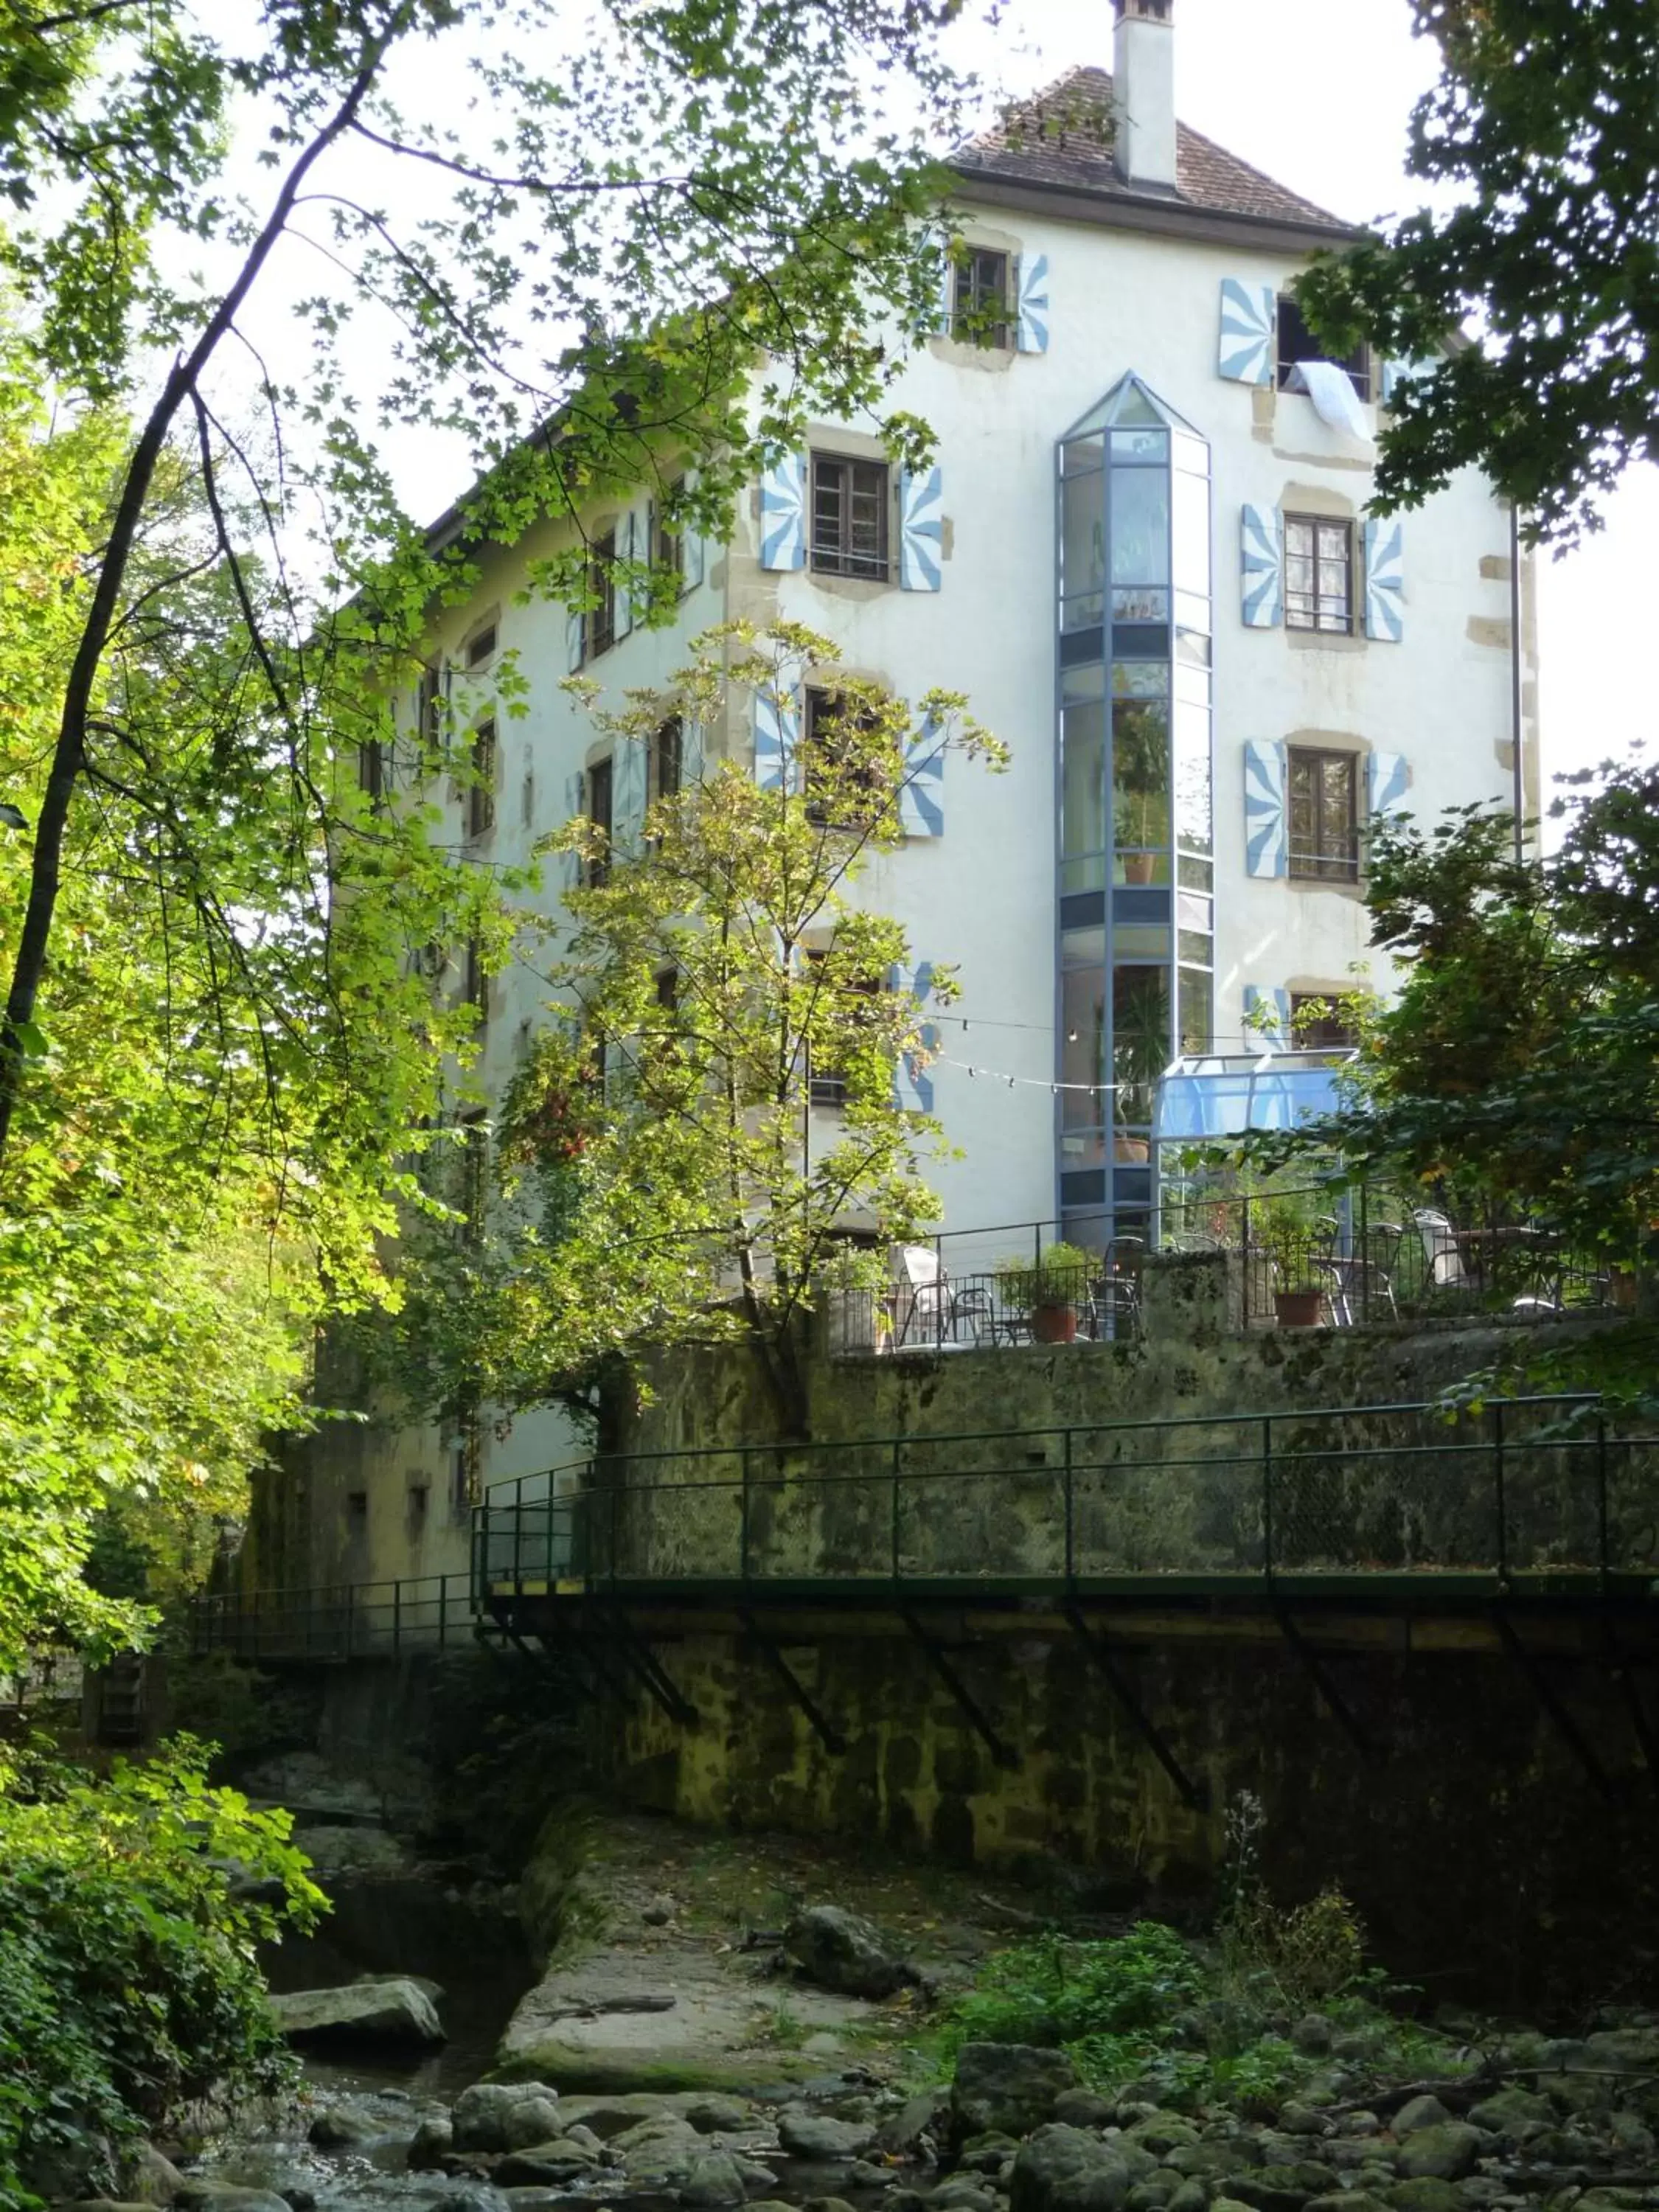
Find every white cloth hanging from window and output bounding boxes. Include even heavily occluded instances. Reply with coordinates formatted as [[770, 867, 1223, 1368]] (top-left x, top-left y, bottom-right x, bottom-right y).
[[1286, 360, 1371, 441]]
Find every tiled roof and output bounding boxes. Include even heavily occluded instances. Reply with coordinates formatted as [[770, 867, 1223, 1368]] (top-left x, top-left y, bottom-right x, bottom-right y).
[[953, 65, 1356, 237]]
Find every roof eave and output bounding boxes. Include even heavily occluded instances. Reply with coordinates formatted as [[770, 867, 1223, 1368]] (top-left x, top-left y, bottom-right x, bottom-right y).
[[948, 162, 1368, 256]]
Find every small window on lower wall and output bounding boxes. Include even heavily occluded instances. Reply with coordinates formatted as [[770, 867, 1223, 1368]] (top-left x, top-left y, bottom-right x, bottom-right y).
[[1287, 746, 1359, 882], [1292, 992, 1358, 1049], [1284, 515, 1354, 634], [952, 248, 1011, 347]]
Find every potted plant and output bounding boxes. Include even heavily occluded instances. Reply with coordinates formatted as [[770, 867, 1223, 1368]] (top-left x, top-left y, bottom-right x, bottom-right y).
[[994, 1242, 1094, 1344], [1112, 970, 1172, 1161], [1256, 1199, 1324, 1326], [1112, 701, 1169, 886]]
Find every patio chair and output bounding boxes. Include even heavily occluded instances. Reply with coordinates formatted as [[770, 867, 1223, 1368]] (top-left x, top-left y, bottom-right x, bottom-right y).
[[896, 1243, 951, 1345], [1413, 1207, 1470, 1293]]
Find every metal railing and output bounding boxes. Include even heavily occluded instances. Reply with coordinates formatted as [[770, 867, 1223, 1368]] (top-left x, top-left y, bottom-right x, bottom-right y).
[[474, 1395, 1658, 1597], [827, 1255, 1144, 1356], [189, 1573, 473, 1661]]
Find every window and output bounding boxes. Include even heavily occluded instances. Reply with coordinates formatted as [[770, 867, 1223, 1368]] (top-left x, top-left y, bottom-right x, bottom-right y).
[[1287, 747, 1360, 882], [952, 247, 1011, 347], [655, 965, 678, 1012], [585, 532, 616, 659], [347, 1490, 367, 1525], [463, 939, 487, 1024], [805, 954, 880, 1108], [465, 621, 497, 669], [459, 1108, 487, 1242], [804, 688, 887, 826], [450, 1405, 480, 1514], [585, 754, 613, 885], [1277, 296, 1371, 401], [358, 738, 384, 800], [654, 479, 685, 582], [469, 718, 496, 838], [418, 663, 443, 761], [810, 454, 888, 580], [650, 715, 683, 805], [407, 1481, 429, 1530], [1292, 992, 1357, 1049], [1284, 515, 1354, 634]]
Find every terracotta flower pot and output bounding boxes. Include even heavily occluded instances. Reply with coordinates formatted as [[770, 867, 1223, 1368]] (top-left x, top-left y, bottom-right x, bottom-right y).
[[1273, 1288, 1323, 1329], [1031, 1301, 1078, 1345]]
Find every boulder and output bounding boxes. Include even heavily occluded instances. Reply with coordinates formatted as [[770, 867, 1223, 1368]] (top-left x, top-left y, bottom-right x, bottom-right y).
[[1465, 2088, 1551, 2139], [682, 2096, 753, 2135], [122, 2146, 186, 2206], [929, 2185, 996, 2212], [611, 2114, 709, 2187], [1053, 2092, 1116, 2131], [174, 2189, 292, 2212], [1216, 2174, 1330, 2212], [879, 2089, 952, 2157], [1124, 2115, 1199, 2155], [431, 2190, 513, 2212], [495, 2140, 603, 2186], [680, 2150, 750, 2206], [1277, 2107, 1332, 2140], [779, 2110, 878, 2160], [410, 2115, 456, 2169], [1290, 2017, 1335, 2056], [1394, 2128, 1482, 2183], [1391, 2098, 1453, 2138], [953, 2044, 1079, 2142], [499, 2100, 566, 2153], [1009, 2126, 1132, 2212], [308, 2102, 403, 2149], [1587, 2029, 1659, 2073], [270, 1978, 442, 2049], [784, 1904, 911, 1998], [1386, 2183, 1463, 2212], [452, 2084, 561, 2153]]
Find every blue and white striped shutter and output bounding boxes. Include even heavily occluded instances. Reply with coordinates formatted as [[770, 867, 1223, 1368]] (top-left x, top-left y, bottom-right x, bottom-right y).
[[561, 768, 585, 889], [1243, 740, 1289, 879], [681, 717, 706, 785], [1015, 253, 1050, 355], [899, 714, 945, 838], [759, 453, 807, 571], [754, 687, 801, 793], [682, 480, 705, 592], [1363, 518, 1405, 641], [932, 229, 954, 336], [1219, 279, 1276, 386], [613, 737, 647, 852], [616, 507, 636, 639], [1366, 750, 1411, 824], [1240, 505, 1283, 627], [1243, 984, 1292, 1047], [891, 959, 938, 1114], [898, 465, 943, 593], [566, 606, 584, 675]]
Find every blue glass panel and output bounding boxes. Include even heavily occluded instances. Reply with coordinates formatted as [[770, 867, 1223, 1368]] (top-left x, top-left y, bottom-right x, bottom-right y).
[[1062, 1169, 1107, 1206]]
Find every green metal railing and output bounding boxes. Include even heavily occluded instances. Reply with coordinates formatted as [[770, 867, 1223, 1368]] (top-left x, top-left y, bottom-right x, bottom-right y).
[[189, 1572, 472, 1661], [473, 1395, 1658, 1598]]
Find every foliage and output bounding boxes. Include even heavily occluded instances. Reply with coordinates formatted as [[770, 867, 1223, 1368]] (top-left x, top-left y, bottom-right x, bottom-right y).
[[943, 1923, 1205, 2056], [1251, 761, 1659, 1401], [0, 0, 987, 1651], [1295, 0, 1659, 544], [993, 1242, 1096, 1312], [381, 620, 1004, 1432], [0, 1738, 324, 2208]]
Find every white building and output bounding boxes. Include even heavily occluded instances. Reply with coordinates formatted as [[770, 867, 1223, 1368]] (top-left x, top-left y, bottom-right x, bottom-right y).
[[328, 0, 1536, 1581]]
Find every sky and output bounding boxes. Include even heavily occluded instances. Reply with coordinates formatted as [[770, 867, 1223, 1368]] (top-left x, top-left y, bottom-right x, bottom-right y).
[[937, 0, 1653, 802]]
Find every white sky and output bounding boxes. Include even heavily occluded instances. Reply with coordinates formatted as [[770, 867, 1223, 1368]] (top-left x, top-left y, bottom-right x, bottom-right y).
[[939, 0, 1652, 801]]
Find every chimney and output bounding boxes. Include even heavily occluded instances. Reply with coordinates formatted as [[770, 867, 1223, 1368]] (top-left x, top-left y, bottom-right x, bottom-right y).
[[1113, 0, 1178, 193]]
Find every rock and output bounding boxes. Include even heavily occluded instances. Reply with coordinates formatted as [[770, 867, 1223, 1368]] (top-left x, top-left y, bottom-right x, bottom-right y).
[[785, 1905, 911, 1999], [849, 2159, 897, 2190], [1277, 2107, 1331, 2140], [452, 2084, 561, 2152], [1216, 2175, 1328, 2212], [880, 2089, 953, 2156], [1388, 2183, 1464, 2212], [308, 2102, 402, 2149], [1126, 2115, 1199, 2155], [1587, 2029, 1659, 2073], [1465, 2089, 1551, 2140], [431, 2189, 512, 2212], [612, 2114, 709, 2186], [496, 2140, 603, 2186], [1394, 2128, 1482, 2183], [1393, 2098, 1454, 2138], [1009, 2126, 1132, 2212], [174, 2190, 291, 2212], [959, 2135, 1019, 2175], [1338, 2114, 1382, 2138], [1127, 2180, 1180, 2212], [930, 2186, 996, 2212], [1307, 2197, 1392, 2212], [643, 1896, 675, 1925], [1165, 2183, 1208, 2212], [270, 1978, 442, 2049], [779, 2110, 879, 2160], [1052, 2092, 1116, 2130], [498, 2100, 566, 2152], [1165, 2143, 1259, 2181], [411, 2115, 456, 2168], [801, 2199, 860, 2212], [680, 2150, 751, 2208], [683, 2096, 753, 2134], [123, 2146, 186, 2206], [502, 2195, 574, 2212], [953, 2045, 1080, 2141], [1291, 2017, 1335, 2056]]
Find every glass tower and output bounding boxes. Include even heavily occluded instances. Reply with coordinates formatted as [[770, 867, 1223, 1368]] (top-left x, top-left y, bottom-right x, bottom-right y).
[[1056, 375, 1214, 1248]]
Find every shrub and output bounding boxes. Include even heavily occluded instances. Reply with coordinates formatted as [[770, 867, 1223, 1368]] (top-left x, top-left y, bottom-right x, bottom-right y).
[[943, 1923, 1205, 2054], [0, 1737, 324, 2208]]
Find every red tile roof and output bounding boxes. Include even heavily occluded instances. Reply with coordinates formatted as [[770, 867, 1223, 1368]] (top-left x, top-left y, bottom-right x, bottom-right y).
[[953, 66, 1357, 237]]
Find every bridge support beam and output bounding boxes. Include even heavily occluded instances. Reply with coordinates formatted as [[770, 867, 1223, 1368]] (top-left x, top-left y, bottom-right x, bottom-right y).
[[1495, 1608, 1611, 1800], [1273, 1604, 1380, 1765], [1065, 1604, 1206, 1809], [903, 1610, 1018, 1770], [741, 1613, 846, 1753]]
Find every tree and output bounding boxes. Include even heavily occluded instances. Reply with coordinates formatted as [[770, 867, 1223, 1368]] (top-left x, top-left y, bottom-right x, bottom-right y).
[[1261, 761, 1659, 1402], [0, 0, 979, 1652], [1296, 0, 1659, 546], [386, 621, 1006, 1434]]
